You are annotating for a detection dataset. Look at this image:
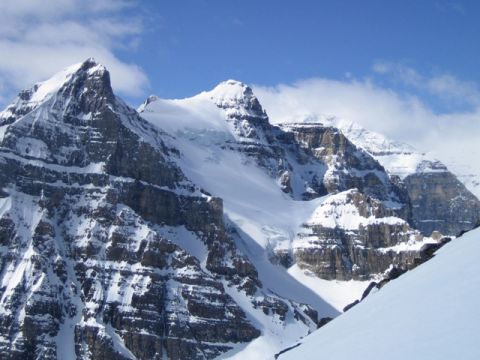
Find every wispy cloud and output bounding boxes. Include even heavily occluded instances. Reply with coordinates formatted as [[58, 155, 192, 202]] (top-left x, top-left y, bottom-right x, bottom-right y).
[[373, 61, 480, 108], [0, 0, 148, 101], [253, 70, 480, 176]]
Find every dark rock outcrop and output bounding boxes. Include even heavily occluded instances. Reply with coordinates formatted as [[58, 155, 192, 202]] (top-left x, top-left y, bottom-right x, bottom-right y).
[[293, 189, 433, 280], [403, 171, 480, 236]]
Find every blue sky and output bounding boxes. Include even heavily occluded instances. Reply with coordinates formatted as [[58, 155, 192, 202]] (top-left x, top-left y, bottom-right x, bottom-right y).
[[129, 0, 479, 104], [0, 0, 478, 108]]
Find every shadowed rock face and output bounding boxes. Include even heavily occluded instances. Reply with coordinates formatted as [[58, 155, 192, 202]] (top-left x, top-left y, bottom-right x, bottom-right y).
[[0, 60, 324, 360], [403, 171, 480, 236], [280, 123, 403, 202]]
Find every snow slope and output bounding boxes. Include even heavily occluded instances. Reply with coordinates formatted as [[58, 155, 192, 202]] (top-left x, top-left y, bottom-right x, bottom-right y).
[[140, 86, 368, 317], [286, 265, 368, 312], [279, 226, 480, 360]]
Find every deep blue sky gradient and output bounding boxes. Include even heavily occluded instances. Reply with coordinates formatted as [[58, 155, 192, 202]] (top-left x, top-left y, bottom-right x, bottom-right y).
[[119, 0, 480, 103]]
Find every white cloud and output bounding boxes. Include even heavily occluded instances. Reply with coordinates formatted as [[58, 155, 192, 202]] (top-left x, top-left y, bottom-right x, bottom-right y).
[[0, 0, 148, 100], [253, 73, 480, 177], [254, 78, 429, 142], [373, 61, 480, 107]]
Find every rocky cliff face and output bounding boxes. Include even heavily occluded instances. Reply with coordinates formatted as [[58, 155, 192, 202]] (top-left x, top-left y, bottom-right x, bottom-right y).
[[277, 123, 480, 279], [278, 123, 405, 204], [403, 171, 480, 236], [318, 117, 480, 237], [293, 189, 437, 280], [0, 61, 317, 360]]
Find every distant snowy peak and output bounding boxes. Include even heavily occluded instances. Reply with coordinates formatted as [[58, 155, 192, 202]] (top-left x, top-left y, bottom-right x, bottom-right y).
[[282, 113, 447, 179], [334, 119, 415, 155], [137, 94, 159, 113], [447, 161, 480, 198], [208, 79, 250, 101], [337, 120, 448, 179]]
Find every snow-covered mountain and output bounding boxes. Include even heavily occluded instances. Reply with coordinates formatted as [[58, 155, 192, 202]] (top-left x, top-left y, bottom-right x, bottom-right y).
[[0, 60, 323, 360], [278, 225, 480, 360], [0, 60, 478, 360], [335, 117, 480, 199], [271, 113, 480, 236], [140, 79, 478, 278]]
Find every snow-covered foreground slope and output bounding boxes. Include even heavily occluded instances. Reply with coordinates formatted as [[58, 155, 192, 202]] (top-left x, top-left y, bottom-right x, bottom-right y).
[[279, 226, 480, 360]]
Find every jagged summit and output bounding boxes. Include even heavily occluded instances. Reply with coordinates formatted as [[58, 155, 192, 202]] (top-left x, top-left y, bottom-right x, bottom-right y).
[[0, 58, 179, 187], [0, 63, 325, 360], [208, 79, 251, 100], [138, 79, 270, 143], [205, 79, 267, 119], [0, 58, 110, 127]]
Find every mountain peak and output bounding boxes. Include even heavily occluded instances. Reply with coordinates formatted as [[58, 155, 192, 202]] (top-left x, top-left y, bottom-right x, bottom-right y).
[[137, 95, 159, 113], [209, 79, 253, 101], [206, 79, 267, 121], [80, 57, 100, 69], [23, 58, 106, 104], [0, 58, 111, 125]]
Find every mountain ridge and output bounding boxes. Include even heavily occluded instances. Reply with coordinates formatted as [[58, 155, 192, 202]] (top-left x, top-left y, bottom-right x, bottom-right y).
[[0, 59, 478, 359]]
